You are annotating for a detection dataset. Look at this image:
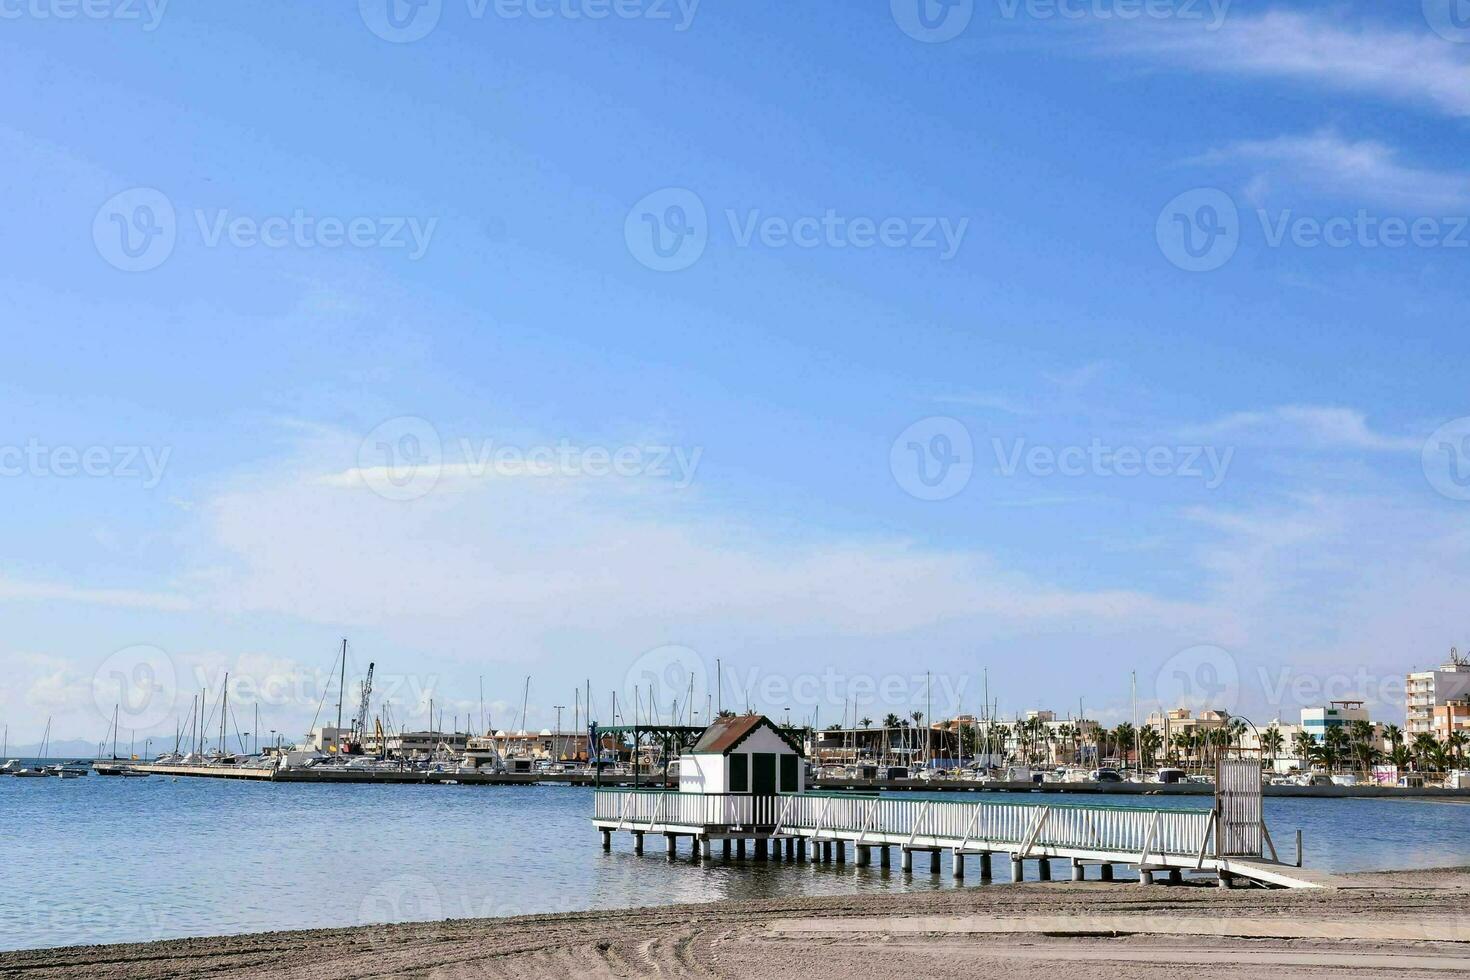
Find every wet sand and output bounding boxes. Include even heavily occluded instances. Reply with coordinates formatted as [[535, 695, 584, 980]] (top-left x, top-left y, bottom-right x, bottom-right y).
[[3, 869, 1466, 979]]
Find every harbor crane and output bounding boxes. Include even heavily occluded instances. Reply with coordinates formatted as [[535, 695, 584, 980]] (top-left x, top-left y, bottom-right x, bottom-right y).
[[342, 662, 374, 755]]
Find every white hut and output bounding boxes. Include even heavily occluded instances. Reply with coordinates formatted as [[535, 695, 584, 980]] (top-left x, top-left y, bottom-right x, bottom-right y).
[[679, 714, 805, 795]]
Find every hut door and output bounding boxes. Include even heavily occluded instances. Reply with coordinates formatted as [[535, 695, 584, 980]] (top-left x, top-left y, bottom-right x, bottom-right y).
[[752, 753, 777, 794]]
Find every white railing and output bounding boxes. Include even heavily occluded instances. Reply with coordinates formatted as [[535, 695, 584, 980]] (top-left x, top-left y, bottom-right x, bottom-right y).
[[594, 791, 1215, 858]]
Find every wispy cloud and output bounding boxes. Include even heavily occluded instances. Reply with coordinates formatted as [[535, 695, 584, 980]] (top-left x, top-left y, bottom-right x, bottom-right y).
[[0, 577, 192, 611], [1198, 131, 1470, 212], [1186, 405, 1420, 452], [1112, 11, 1470, 119]]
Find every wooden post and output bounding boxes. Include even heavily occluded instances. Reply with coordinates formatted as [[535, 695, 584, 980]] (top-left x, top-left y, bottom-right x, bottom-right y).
[[1296, 829, 1303, 868]]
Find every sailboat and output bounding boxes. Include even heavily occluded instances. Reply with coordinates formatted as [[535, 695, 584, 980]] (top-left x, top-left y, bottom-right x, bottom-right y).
[[14, 718, 52, 777]]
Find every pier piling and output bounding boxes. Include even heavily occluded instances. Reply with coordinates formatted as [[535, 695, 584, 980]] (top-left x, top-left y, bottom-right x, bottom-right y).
[[880, 846, 891, 869], [1139, 869, 1155, 885], [951, 851, 964, 879], [836, 841, 847, 864], [722, 839, 730, 859], [929, 850, 940, 874], [1038, 858, 1052, 881], [1010, 855, 1023, 880], [1100, 863, 1114, 882], [797, 839, 806, 862], [856, 844, 871, 867], [1071, 858, 1085, 882], [737, 838, 747, 860], [1168, 869, 1182, 885], [634, 831, 644, 855], [978, 852, 992, 879], [785, 838, 795, 862], [900, 848, 913, 872], [701, 838, 712, 861], [755, 838, 768, 861], [666, 835, 677, 860], [601, 829, 611, 851]]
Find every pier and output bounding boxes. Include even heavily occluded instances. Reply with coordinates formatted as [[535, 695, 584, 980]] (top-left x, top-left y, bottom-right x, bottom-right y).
[[590, 788, 1333, 889]]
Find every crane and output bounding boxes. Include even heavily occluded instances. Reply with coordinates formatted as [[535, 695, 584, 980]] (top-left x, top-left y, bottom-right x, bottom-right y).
[[344, 662, 374, 754]]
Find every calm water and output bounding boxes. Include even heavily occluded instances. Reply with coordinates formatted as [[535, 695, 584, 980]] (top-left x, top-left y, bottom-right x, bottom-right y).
[[2, 775, 1468, 952]]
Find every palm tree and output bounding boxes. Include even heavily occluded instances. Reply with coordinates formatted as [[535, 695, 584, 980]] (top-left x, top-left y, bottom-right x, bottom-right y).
[[1138, 727, 1162, 770], [1322, 727, 1350, 772], [860, 717, 872, 730], [1112, 722, 1135, 768], [1347, 720, 1375, 774], [1412, 732, 1440, 772], [1447, 731, 1468, 767], [1261, 726, 1284, 768]]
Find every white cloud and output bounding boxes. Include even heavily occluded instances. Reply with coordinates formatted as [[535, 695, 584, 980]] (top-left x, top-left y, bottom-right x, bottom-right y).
[[1187, 405, 1420, 452], [1200, 132, 1470, 212], [0, 577, 191, 611], [1112, 11, 1470, 119]]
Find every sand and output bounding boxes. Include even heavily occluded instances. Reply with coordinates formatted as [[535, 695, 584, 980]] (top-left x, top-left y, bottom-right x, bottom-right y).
[[2, 869, 1467, 979]]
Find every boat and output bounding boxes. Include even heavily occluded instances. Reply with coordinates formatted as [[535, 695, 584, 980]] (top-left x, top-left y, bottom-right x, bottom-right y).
[[50, 767, 83, 779], [1154, 767, 1187, 784], [1089, 767, 1124, 783], [12, 767, 51, 778], [0, 759, 22, 775]]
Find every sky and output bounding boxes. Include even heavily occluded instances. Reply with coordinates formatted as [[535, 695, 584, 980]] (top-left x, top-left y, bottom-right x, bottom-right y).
[[2, 1, 1469, 752]]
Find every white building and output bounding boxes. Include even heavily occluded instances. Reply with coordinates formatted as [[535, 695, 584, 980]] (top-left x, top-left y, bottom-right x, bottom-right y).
[[1407, 651, 1470, 736], [679, 714, 805, 794], [1300, 701, 1370, 743]]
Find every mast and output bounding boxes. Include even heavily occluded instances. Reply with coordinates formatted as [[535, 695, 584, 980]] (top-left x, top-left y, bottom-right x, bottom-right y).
[[112, 704, 119, 760], [335, 638, 347, 731], [220, 673, 229, 755]]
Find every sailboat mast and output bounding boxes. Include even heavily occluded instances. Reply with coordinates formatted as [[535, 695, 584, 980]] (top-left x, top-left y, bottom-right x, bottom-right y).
[[336, 638, 347, 731]]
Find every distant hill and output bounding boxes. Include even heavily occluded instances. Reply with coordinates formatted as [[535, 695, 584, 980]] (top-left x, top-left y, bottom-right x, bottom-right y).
[[4, 738, 118, 760]]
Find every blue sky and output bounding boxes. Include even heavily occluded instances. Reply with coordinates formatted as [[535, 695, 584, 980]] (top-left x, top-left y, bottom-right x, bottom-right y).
[[3, 1, 1470, 750]]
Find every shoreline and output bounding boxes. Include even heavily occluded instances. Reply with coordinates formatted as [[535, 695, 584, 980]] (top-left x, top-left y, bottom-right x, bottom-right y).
[[4, 868, 1466, 979]]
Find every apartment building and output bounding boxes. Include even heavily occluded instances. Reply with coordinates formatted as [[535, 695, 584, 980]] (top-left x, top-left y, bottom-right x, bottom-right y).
[[1406, 651, 1470, 736]]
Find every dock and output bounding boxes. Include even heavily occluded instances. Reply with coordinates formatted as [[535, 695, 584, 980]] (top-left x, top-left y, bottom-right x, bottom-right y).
[[591, 789, 1331, 889]]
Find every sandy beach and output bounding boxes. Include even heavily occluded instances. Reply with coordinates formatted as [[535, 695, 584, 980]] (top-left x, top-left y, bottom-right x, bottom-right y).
[[3, 868, 1466, 979]]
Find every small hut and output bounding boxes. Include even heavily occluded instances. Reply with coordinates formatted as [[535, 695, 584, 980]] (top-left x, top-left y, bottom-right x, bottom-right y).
[[678, 714, 805, 795]]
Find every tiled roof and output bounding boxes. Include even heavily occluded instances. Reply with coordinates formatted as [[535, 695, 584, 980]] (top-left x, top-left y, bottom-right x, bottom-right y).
[[689, 714, 802, 755]]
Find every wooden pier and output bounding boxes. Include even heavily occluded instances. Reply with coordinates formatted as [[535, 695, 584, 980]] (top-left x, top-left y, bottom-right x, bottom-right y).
[[591, 788, 1334, 889]]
